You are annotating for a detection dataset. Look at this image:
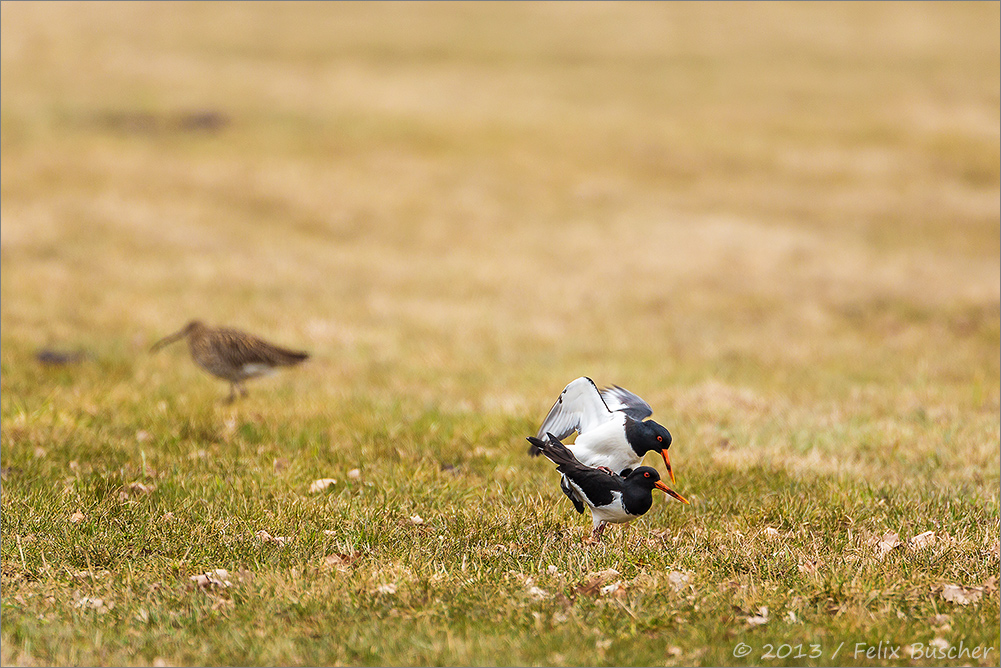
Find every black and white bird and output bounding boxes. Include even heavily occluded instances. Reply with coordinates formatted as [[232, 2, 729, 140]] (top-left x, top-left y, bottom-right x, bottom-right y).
[[527, 433, 688, 543], [528, 377, 677, 482]]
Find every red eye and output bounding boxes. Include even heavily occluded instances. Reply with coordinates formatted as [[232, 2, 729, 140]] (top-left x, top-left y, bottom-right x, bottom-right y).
[[657, 435, 663, 442], [644, 472, 650, 477]]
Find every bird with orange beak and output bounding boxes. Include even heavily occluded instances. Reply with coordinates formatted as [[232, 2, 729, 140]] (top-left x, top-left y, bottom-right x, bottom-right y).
[[528, 377, 678, 482], [528, 433, 688, 543]]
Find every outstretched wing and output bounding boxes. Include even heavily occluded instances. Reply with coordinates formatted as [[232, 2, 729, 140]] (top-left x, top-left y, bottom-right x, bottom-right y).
[[599, 385, 653, 421], [535, 377, 613, 441]]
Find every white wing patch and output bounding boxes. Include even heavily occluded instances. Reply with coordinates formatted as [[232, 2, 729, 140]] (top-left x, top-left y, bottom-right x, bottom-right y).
[[536, 377, 613, 440]]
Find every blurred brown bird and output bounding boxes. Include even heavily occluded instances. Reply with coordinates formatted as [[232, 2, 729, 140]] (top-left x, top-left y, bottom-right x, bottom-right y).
[[150, 321, 309, 402]]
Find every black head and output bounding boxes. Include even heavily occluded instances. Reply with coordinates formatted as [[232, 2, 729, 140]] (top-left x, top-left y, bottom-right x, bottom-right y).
[[625, 466, 663, 490], [626, 419, 671, 453], [625, 466, 689, 505], [626, 419, 676, 483]]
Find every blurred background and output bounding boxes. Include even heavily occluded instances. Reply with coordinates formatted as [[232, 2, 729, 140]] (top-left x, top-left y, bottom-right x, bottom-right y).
[[2, 2, 998, 444]]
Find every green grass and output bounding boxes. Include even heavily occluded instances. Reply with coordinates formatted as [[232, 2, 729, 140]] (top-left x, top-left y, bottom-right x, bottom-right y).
[[2, 381, 997, 666], [2, 2, 999, 666]]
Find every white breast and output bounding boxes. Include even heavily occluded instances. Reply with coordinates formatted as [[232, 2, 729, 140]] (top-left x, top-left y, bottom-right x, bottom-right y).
[[568, 414, 641, 473], [589, 491, 635, 526]]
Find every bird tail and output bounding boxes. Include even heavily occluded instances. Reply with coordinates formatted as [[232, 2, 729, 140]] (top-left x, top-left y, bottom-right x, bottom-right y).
[[525, 433, 580, 470], [270, 347, 309, 367]]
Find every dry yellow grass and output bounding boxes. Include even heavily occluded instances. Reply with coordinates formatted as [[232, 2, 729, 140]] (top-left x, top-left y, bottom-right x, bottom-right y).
[[3, 2, 997, 467], [1, 3, 998, 666]]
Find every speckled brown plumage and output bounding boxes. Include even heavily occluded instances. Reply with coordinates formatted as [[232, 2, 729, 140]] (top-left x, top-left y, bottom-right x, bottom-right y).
[[151, 320, 309, 402]]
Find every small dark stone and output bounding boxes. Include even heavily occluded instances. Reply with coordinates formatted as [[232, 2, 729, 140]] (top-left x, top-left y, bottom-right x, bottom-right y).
[[35, 349, 88, 366]]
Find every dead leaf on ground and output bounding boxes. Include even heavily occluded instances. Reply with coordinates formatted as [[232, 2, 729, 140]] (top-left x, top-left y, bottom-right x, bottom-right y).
[[189, 569, 234, 589], [69, 569, 110, 581], [409, 514, 424, 525], [309, 478, 338, 493], [527, 585, 549, 600], [347, 468, 361, 480], [575, 569, 621, 597], [255, 530, 291, 546], [746, 606, 770, 626], [875, 531, 903, 558], [372, 583, 397, 595], [798, 560, 820, 575], [321, 552, 359, 572], [940, 584, 984, 605], [763, 527, 780, 538], [74, 596, 113, 614], [69, 512, 85, 523], [629, 572, 654, 591], [667, 570, 690, 592], [910, 530, 936, 549], [599, 581, 627, 598], [118, 481, 156, 501]]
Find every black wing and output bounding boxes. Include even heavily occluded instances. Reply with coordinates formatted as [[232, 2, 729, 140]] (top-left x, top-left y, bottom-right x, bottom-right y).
[[527, 434, 622, 508], [560, 475, 586, 514], [599, 385, 654, 421]]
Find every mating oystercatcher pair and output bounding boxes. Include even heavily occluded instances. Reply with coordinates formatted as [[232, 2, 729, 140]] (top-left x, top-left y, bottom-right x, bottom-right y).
[[528, 377, 688, 543]]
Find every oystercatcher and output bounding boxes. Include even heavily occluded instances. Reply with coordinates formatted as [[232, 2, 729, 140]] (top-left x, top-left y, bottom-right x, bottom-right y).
[[529, 377, 677, 482], [527, 433, 688, 543], [151, 321, 309, 402]]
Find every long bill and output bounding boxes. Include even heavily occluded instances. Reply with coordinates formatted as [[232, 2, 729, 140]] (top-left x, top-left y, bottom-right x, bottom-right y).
[[660, 449, 676, 484], [654, 480, 689, 505], [149, 328, 187, 353]]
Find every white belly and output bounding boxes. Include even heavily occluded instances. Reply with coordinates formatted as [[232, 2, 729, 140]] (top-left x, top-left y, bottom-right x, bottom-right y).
[[589, 491, 635, 527], [568, 414, 642, 473], [240, 363, 274, 379]]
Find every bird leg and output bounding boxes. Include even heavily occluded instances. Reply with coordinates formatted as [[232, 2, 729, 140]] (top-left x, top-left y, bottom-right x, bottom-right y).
[[237, 382, 248, 398], [595, 466, 616, 476], [225, 384, 238, 404], [583, 522, 608, 545]]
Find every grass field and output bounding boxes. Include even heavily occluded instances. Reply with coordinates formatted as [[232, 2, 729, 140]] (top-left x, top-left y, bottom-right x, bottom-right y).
[[1, 2, 999, 666]]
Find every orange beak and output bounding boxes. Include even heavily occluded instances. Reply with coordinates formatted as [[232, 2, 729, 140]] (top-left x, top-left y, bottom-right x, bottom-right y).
[[654, 480, 689, 505], [660, 449, 676, 484]]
